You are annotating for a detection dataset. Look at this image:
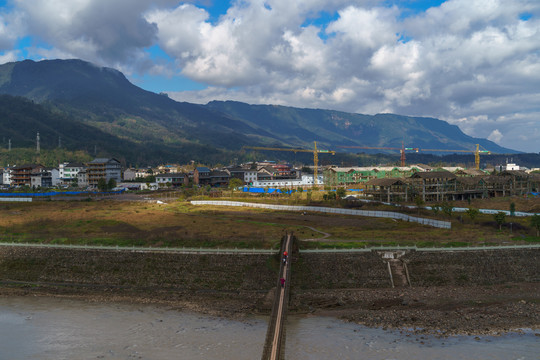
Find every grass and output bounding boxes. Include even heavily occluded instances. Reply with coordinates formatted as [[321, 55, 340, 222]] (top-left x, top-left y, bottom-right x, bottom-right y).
[[0, 194, 538, 249]]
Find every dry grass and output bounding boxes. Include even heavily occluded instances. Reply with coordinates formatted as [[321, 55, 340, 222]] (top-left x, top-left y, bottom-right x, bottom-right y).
[[0, 194, 538, 249]]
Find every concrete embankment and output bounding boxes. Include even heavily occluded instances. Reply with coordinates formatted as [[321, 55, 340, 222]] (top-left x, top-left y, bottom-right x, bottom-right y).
[[294, 248, 540, 288], [0, 246, 538, 293], [0, 247, 278, 292], [1, 246, 539, 334]]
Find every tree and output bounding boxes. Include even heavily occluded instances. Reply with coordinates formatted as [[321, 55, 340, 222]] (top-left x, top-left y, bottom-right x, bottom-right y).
[[494, 211, 506, 231], [414, 196, 424, 214], [465, 207, 480, 223], [510, 202, 516, 217], [107, 178, 116, 190], [441, 201, 453, 218], [228, 178, 243, 191], [530, 214, 540, 237], [431, 205, 440, 215], [336, 187, 346, 199], [97, 178, 107, 192]]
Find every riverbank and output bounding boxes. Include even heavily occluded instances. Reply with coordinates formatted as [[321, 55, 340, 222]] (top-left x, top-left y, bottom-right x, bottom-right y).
[[1, 281, 538, 337], [0, 245, 538, 336]]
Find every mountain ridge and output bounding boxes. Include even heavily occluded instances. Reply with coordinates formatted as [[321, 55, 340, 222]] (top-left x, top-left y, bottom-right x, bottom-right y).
[[0, 59, 519, 166]]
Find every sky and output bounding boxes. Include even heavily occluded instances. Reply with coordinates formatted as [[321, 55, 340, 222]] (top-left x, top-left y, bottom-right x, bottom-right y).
[[0, 0, 539, 153]]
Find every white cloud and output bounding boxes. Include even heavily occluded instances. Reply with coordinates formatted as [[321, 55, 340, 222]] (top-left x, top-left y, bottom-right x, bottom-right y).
[[2, 0, 540, 152], [0, 50, 18, 64], [487, 129, 503, 143]]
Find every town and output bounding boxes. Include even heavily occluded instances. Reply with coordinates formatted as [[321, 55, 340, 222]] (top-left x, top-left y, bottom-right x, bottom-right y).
[[1, 157, 539, 202]]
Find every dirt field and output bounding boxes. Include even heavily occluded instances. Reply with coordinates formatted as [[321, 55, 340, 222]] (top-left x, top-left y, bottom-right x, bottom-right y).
[[0, 194, 539, 248]]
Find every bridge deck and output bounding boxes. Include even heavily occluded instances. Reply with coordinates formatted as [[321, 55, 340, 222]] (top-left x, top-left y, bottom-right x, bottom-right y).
[[261, 234, 292, 360]]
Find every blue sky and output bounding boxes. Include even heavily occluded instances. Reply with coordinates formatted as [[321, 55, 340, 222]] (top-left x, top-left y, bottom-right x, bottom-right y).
[[0, 0, 539, 152], [3, 0, 450, 94], [134, 0, 449, 93]]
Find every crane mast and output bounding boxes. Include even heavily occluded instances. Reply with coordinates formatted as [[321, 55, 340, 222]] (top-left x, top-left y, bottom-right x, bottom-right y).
[[243, 141, 335, 185]]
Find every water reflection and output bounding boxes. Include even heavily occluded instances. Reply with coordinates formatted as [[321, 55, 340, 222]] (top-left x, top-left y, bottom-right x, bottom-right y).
[[0, 297, 538, 360]]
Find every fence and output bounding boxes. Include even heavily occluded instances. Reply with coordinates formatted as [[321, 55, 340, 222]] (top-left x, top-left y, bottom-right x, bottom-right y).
[[0, 241, 277, 254], [300, 244, 540, 253], [190, 200, 452, 229], [0, 190, 124, 197], [0, 197, 32, 202], [353, 198, 539, 217]]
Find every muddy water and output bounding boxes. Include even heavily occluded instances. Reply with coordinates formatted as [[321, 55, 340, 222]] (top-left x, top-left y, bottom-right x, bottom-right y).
[[0, 297, 538, 360]]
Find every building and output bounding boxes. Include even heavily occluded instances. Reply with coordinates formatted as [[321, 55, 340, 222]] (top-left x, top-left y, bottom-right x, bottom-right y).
[[364, 178, 410, 202], [136, 168, 153, 178], [252, 174, 323, 188], [86, 158, 122, 188], [123, 168, 137, 181], [0, 167, 10, 186], [155, 173, 189, 187], [11, 164, 45, 187], [48, 167, 60, 187], [59, 162, 85, 185], [194, 167, 211, 186], [226, 167, 258, 185], [324, 166, 423, 186], [77, 169, 89, 188], [31, 171, 52, 189], [209, 170, 230, 187], [410, 171, 457, 202]]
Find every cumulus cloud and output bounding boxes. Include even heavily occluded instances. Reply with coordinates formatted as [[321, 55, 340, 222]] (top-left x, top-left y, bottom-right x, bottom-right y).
[[1, 0, 540, 152], [10, 0, 181, 71], [488, 129, 503, 143]]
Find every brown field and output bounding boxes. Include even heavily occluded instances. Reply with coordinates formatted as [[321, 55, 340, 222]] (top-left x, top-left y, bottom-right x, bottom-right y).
[[0, 192, 538, 249]]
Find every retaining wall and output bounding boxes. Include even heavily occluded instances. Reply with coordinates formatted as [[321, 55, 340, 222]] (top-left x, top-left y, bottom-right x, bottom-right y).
[[0, 247, 278, 291], [0, 246, 538, 291]]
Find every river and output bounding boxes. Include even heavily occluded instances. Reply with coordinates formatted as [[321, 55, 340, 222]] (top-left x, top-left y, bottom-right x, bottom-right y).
[[0, 296, 538, 359]]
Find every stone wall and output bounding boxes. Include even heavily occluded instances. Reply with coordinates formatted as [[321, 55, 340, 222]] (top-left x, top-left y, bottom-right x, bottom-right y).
[[404, 249, 540, 287], [292, 252, 390, 289], [0, 247, 279, 291], [0, 247, 538, 291]]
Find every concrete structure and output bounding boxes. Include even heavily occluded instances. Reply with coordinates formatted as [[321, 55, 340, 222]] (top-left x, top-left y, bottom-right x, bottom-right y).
[[11, 164, 45, 187], [194, 167, 211, 186], [252, 174, 323, 188], [77, 169, 88, 188], [31, 171, 52, 189], [156, 173, 189, 187], [86, 158, 122, 188], [59, 163, 85, 185], [226, 167, 258, 185], [0, 167, 10, 185], [123, 168, 137, 181]]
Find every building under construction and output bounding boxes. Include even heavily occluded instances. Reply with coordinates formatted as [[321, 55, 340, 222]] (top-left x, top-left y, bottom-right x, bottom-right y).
[[361, 169, 540, 203]]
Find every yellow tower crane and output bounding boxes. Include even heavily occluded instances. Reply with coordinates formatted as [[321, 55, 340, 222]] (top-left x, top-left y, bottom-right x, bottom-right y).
[[243, 141, 336, 185], [418, 144, 491, 170]]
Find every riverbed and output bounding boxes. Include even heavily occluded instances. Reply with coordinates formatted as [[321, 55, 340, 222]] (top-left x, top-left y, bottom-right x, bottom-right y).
[[0, 297, 538, 359]]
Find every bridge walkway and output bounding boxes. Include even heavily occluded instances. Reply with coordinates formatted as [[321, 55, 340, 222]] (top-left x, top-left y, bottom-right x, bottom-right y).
[[261, 233, 293, 360]]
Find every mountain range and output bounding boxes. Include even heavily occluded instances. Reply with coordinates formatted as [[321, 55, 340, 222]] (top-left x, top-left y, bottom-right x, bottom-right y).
[[0, 59, 518, 166]]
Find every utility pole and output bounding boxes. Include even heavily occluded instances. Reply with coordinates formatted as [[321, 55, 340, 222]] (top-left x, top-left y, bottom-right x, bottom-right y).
[[58, 136, 62, 148]]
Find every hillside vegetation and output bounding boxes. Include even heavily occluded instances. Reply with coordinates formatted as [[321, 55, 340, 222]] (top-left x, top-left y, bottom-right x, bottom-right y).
[[0, 59, 524, 167]]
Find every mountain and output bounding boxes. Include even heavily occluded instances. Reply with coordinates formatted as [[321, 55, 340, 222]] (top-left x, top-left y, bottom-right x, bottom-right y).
[[0, 59, 519, 166], [203, 101, 516, 154]]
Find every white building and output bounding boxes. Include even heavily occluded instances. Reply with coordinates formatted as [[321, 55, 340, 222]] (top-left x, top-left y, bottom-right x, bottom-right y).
[[59, 163, 85, 185], [1, 167, 11, 186], [252, 174, 323, 188], [506, 163, 520, 171]]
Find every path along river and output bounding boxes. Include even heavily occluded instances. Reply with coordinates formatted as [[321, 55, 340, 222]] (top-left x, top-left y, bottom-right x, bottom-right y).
[[0, 296, 538, 360]]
